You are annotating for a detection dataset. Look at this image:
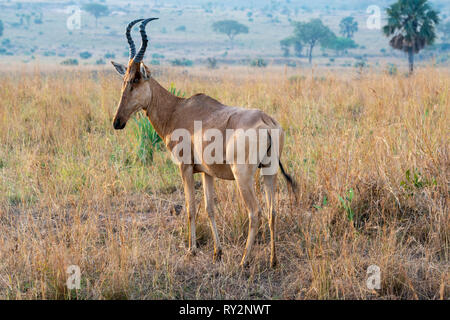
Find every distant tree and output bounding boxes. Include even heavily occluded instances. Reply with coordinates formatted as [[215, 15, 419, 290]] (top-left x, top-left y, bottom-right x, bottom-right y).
[[0, 20, 3, 38], [280, 37, 303, 57], [280, 38, 291, 57], [339, 17, 358, 39], [291, 19, 334, 64], [212, 20, 249, 46], [292, 40, 303, 57], [322, 36, 358, 56], [383, 0, 440, 74], [206, 57, 218, 69], [83, 3, 109, 27]]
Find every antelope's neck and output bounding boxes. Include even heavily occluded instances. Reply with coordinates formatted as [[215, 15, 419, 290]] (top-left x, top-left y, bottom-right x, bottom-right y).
[[145, 77, 183, 140]]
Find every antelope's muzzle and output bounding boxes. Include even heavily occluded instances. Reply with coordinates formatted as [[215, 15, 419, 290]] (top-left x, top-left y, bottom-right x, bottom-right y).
[[113, 118, 126, 130]]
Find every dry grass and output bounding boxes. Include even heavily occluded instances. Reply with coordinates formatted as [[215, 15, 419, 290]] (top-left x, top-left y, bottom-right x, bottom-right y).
[[0, 65, 448, 299]]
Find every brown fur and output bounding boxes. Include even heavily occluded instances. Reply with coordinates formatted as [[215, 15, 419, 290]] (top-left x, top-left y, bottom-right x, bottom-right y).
[[112, 60, 292, 267]]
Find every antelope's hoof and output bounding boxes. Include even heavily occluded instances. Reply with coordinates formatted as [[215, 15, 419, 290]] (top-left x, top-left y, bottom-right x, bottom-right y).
[[213, 249, 223, 263], [270, 257, 278, 268], [186, 248, 198, 257], [239, 260, 250, 269]]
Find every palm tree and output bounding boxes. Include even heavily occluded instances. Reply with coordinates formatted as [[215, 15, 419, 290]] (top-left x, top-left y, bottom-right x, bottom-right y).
[[383, 0, 439, 74]]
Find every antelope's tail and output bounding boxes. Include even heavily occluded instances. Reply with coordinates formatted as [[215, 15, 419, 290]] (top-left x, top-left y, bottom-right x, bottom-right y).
[[279, 160, 298, 196]]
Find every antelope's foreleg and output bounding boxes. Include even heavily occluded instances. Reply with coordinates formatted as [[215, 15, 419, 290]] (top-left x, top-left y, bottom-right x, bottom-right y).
[[181, 165, 197, 255], [202, 173, 222, 262]]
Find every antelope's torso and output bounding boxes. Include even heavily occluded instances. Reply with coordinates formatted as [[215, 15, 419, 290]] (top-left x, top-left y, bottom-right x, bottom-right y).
[[162, 93, 284, 180]]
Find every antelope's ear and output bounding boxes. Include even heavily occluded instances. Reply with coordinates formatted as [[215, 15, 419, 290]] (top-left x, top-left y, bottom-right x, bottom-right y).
[[111, 61, 126, 76], [140, 63, 150, 80]]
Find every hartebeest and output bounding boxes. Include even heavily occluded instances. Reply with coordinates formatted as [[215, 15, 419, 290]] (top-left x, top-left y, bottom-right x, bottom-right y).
[[111, 18, 296, 267]]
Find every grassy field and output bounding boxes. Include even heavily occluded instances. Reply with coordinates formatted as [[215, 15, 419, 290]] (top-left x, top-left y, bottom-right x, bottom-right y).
[[0, 65, 448, 299]]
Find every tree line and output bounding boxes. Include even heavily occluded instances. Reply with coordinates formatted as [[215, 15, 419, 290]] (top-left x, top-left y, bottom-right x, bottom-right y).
[[0, 0, 447, 74], [280, 0, 441, 73], [280, 18, 359, 64], [213, 0, 443, 73]]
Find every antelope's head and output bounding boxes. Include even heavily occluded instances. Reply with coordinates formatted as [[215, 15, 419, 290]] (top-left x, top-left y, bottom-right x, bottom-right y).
[[111, 18, 158, 130]]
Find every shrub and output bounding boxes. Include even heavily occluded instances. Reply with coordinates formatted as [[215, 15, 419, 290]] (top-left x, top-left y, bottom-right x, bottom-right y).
[[354, 60, 367, 68], [168, 83, 186, 98], [400, 168, 436, 195], [95, 59, 106, 65], [206, 57, 218, 69], [175, 25, 186, 32], [104, 52, 115, 59], [61, 58, 79, 65], [250, 58, 267, 67], [338, 188, 355, 222], [79, 51, 92, 59], [132, 114, 162, 164], [386, 63, 398, 76], [43, 50, 56, 57], [132, 84, 186, 164], [171, 58, 193, 67]]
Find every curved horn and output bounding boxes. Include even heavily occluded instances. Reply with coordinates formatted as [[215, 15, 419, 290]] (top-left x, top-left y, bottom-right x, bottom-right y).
[[134, 17, 159, 63], [126, 19, 144, 60]]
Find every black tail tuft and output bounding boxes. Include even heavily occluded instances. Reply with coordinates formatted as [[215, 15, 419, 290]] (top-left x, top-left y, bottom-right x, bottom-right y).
[[279, 160, 297, 193]]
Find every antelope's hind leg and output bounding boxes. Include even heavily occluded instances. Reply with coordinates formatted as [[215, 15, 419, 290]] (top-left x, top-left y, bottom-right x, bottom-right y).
[[202, 173, 222, 262], [232, 164, 261, 268], [263, 173, 277, 268]]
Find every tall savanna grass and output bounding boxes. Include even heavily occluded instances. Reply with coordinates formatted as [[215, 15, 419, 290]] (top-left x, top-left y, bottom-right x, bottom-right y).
[[0, 65, 448, 299]]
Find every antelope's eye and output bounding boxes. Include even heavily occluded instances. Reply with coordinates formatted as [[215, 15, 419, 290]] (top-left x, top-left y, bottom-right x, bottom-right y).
[[132, 78, 139, 84]]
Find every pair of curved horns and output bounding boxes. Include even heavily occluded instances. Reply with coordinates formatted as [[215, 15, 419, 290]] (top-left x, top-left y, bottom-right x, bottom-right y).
[[126, 18, 158, 63]]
